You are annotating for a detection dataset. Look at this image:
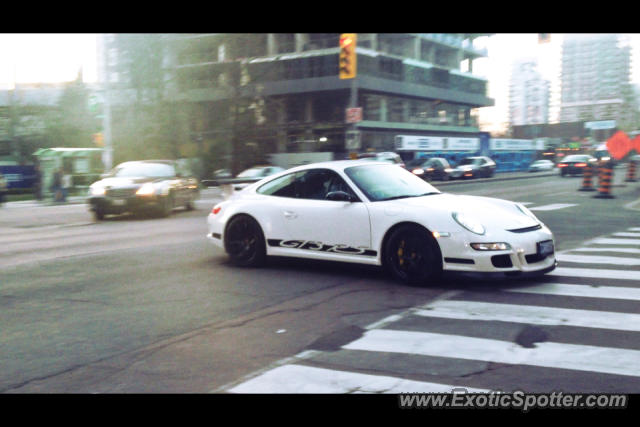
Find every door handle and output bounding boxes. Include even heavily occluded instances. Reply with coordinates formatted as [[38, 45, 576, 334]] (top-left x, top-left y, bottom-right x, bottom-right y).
[[283, 211, 298, 219]]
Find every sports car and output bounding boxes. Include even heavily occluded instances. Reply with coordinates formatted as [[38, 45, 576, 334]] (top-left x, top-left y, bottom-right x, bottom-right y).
[[206, 160, 556, 284]]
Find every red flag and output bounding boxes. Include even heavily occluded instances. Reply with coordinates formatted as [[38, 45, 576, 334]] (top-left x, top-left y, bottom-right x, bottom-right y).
[[606, 131, 631, 160]]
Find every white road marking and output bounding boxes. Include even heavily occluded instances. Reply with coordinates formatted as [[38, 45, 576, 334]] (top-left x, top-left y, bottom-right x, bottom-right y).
[[588, 238, 640, 246], [227, 364, 490, 394], [414, 300, 640, 332], [529, 203, 578, 211], [505, 283, 640, 301], [557, 253, 640, 265], [343, 329, 640, 377], [569, 247, 640, 255], [550, 267, 640, 281], [612, 232, 640, 238]]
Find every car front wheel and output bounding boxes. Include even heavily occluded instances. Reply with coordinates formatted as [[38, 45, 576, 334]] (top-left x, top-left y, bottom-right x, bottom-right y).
[[384, 225, 442, 285], [224, 215, 266, 267]]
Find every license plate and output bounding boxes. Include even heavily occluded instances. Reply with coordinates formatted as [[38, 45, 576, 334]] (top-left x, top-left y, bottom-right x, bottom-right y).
[[538, 240, 554, 257], [111, 199, 126, 206]]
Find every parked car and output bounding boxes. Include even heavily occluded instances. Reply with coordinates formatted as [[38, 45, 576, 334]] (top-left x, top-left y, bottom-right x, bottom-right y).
[[233, 166, 286, 190], [408, 157, 454, 181], [450, 156, 496, 179], [87, 160, 200, 220], [557, 154, 598, 177], [528, 160, 555, 172], [357, 152, 405, 168]]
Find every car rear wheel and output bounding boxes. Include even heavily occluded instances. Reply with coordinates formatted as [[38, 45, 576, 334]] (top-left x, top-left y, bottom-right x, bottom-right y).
[[384, 225, 442, 285], [224, 215, 266, 267]]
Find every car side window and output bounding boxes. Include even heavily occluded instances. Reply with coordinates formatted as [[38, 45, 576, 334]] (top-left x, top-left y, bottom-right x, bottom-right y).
[[297, 169, 356, 201], [257, 172, 297, 197], [258, 169, 357, 201]]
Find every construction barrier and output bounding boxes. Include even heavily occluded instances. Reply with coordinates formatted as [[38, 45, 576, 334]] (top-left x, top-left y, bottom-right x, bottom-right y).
[[579, 163, 596, 191], [625, 159, 637, 182], [593, 161, 615, 199]]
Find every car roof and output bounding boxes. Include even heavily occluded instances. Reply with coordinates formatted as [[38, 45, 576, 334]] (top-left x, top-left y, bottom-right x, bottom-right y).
[[286, 159, 392, 174]]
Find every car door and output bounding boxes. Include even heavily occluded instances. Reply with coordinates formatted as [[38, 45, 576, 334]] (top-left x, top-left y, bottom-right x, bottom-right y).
[[269, 168, 372, 253]]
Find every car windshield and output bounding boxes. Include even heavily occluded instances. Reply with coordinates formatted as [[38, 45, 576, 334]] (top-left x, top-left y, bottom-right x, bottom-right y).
[[237, 168, 267, 178], [113, 162, 175, 178], [345, 164, 440, 202]]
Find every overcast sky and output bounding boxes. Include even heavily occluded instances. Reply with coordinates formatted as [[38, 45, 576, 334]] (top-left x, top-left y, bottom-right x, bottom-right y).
[[1, 33, 638, 131]]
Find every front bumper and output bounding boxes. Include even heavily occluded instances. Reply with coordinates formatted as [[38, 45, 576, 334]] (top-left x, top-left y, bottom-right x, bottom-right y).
[[88, 195, 163, 214], [437, 224, 556, 276]]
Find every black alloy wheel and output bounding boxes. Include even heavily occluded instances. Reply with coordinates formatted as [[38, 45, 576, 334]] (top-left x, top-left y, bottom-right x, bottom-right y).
[[224, 215, 266, 267], [384, 225, 442, 285]]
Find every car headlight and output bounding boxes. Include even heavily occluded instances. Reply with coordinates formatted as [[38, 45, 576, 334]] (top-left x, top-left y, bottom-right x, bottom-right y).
[[136, 182, 156, 196], [89, 185, 106, 196], [471, 242, 511, 251], [452, 212, 485, 235]]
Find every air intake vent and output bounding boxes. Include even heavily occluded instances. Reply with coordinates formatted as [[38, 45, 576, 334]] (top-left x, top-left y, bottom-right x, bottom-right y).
[[507, 224, 542, 233]]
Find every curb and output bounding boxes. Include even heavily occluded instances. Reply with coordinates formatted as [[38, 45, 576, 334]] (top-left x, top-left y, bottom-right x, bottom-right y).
[[431, 171, 557, 187]]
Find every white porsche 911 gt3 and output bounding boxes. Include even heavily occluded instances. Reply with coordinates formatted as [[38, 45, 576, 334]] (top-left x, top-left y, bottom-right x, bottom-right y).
[[207, 160, 556, 284]]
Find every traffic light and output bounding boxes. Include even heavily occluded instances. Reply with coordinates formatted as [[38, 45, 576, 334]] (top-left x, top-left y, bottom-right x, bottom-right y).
[[339, 33, 357, 79]]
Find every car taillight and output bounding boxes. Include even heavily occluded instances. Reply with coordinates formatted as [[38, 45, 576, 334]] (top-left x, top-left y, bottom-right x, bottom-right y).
[[576, 163, 587, 167], [212, 205, 222, 215], [558, 163, 567, 168]]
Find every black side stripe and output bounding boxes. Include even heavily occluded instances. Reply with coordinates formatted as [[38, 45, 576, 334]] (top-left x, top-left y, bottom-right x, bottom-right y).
[[267, 239, 377, 257]]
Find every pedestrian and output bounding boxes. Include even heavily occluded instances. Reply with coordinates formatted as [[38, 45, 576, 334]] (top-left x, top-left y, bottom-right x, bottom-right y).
[[61, 170, 72, 202], [33, 164, 42, 201], [0, 171, 7, 206], [51, 168, 63, 202]]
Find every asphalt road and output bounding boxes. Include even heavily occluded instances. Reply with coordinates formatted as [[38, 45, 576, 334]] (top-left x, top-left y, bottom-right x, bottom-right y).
[[2, 169, 640, 395]]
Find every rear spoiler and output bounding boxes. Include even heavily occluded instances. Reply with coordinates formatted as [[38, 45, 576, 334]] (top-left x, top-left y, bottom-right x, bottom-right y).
[[220, 183, 234, 200], [202, 177, 262, 200]]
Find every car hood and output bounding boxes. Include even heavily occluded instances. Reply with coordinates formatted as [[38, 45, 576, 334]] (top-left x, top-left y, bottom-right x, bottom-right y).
[[94, 176, 162, 187], [387, 193, 539, 230]]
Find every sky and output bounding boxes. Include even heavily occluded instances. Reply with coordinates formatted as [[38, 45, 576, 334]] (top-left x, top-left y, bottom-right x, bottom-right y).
[[1, 33, 639, 132]]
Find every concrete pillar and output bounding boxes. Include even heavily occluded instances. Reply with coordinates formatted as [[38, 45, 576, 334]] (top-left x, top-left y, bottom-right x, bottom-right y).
[[267, 34, 277, 56], [295, 34, 309, 52]]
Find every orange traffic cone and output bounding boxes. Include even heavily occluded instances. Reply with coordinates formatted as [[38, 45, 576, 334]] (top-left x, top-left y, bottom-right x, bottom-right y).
[[594, 161, 615, 199]]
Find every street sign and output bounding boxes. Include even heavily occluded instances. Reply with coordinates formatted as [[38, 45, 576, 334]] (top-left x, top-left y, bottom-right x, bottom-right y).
[[345, 107, 362, 124], [632, 135, 640, 153], [606, 130, 631, 160]]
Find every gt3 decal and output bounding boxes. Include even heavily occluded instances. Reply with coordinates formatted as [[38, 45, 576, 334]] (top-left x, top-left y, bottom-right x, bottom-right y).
[[267, 239, 377, 257]]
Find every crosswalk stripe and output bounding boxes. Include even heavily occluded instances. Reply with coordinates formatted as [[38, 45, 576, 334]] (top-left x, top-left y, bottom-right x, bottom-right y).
[[550, 267, 640, 281], [612, 232, 640, 238], [628, 227, 640, 232], [343, 329, 640, 377], [505, 283, 640, 301], [227, 364, 490, 394], [413, 300, 640, 332], [589, 238, 640, 245], [556, 253, 640, 265], [569, 247, 640, 254], [529, 203, 578, 211]]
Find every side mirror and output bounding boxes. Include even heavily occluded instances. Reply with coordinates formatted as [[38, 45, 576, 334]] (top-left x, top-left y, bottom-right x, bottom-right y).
[[326, 191, 354, 202]]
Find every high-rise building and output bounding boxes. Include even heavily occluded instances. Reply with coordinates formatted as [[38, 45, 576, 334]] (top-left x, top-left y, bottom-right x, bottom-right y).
[[99, 34, 494, 171], [559, 34, 635, 128], [509, 58, 550, 126]]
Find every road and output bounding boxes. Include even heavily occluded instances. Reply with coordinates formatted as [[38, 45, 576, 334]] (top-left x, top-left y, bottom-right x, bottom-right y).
[[2, 169, 640, 394]]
